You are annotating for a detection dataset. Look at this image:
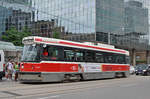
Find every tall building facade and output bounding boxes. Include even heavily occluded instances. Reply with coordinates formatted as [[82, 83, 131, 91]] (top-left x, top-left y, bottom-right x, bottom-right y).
[[5, 9, 32, 32], [96, 0, 125, 43], [125, 1, 149, 35], [0, 0, 150, 51], [32, 0, 96, 34], [0, 6, 12, 37], [123, 0, 149, 49], [32, 20, 65, 38], [0, 0, 33, 38]]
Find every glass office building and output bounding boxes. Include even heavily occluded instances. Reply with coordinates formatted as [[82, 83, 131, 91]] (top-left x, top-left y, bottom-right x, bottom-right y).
[[0, 6, 12, 37], [31, 0, 96, 34], [96, 0, 125, 43], [0, 0, 150, 50], [125, 1, 149, 35]]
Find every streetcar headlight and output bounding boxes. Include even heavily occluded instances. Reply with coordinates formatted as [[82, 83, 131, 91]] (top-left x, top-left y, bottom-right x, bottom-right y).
[[143, 70, 146, 72], [21, 64, 24, 69]]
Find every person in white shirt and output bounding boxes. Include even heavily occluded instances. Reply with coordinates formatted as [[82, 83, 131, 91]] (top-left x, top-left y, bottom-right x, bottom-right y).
[[7, 60, 13, 80]]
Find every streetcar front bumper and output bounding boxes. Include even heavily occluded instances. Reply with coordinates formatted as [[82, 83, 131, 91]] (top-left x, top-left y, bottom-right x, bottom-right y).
[[18, 72, 42, 82], [18, 72, 64, 83]]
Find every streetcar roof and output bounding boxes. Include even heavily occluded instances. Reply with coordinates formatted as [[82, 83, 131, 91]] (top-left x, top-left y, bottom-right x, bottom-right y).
[[23, 36, 129, 55]]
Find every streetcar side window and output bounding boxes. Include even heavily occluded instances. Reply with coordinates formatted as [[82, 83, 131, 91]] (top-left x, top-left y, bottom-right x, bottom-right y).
[[103, 53, 126, 64], [104, 54, 114, 63], [41, 46, 63, 61], [115, 55, 126, 64], [48, 46, 59, 60], [40, 44, 128, 64], [95, 52, 104, 63], [126, 56, 130, 64], [43, 48, 48, 56], [0, 54, 1, 62], [64, 49, 75, 61], [42, 47, 49, 61], [75, 51, 84, 62], [85, 51, 95, 62], [63, 47, 85, 62]]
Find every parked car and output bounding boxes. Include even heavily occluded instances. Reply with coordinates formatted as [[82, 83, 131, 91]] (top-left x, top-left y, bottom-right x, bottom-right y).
[[130, 66, 135, 75], [135, 64, 150, 76]]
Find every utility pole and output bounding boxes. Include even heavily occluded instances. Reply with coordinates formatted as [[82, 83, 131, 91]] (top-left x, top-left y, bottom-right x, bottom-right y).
[[108, 32, 111, 44]]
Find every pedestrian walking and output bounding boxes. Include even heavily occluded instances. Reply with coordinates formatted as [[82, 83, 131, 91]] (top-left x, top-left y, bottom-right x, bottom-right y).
[[5, 62, 8, 79], [14, 62, 19, 81], [7, 60, 13, 80]]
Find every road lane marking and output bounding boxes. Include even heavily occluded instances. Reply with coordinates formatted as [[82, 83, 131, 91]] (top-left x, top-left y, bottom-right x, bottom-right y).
[[39, 95, 60, 99], [1, 91, 22, 96], [120, 83, 138, 87]]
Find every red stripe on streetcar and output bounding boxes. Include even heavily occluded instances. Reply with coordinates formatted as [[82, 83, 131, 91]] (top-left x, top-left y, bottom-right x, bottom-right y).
[[44, 41, 58, 44], [35, 38, 43, 42], [60, 41, 126, 54], [20, 63, 79, 72], [35, 38, 58, 44], [34, 37, 126, 54], [102, 64, 129, 72]]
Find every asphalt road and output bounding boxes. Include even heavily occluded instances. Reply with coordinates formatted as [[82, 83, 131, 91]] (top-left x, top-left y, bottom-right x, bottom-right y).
[[0, 75, 150, 99]]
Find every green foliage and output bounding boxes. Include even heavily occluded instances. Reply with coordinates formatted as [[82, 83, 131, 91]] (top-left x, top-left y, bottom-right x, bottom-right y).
[[136, 60, 146, 64], [52, 28, 60, 39], [2, 27, 32, 46]]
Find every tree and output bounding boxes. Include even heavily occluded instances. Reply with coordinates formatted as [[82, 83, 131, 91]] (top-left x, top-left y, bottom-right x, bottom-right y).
[[2, 27, 32, 46], [52, 27, 60, 39]]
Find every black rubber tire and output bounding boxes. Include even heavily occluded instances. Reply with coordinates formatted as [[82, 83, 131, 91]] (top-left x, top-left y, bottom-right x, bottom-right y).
[[147, 72, 150, 76], [0, 76, 2, 80]]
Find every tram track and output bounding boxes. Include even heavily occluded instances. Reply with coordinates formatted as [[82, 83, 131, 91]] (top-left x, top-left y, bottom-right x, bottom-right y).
[[0, 76, 148, 99], [1, 80, 122, 99], [0, 75, 136, 91], [0, 77, 128, 91]]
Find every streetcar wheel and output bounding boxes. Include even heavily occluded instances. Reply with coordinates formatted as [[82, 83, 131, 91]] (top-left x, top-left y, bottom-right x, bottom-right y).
[[80, 74, 84, 81], [122, 73, 126, 78], [147, 72, 150, 76], [122, 72, 129, 78], [0, 76, 2, 80]]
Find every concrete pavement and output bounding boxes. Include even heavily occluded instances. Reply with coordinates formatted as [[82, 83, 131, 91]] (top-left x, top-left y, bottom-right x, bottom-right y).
[[0, 75, 150, 99]]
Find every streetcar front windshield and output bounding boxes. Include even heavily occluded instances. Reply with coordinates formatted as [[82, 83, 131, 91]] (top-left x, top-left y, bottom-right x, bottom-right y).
[[21, 44, 40, 62]]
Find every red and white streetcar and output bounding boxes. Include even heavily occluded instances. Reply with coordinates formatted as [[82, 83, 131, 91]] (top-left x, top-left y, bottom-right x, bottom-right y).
[[19, 36, 130, 82]]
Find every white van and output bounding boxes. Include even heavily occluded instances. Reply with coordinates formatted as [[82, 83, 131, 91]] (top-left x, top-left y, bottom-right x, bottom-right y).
[[0, 50, 5, 80]]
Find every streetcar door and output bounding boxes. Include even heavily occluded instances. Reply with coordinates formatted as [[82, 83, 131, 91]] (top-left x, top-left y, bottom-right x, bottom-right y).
[[0, 50, 4, 71], [0, 50, 4, 78]]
